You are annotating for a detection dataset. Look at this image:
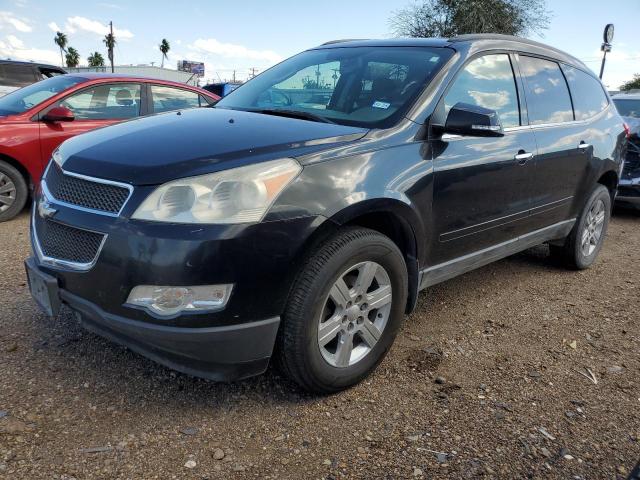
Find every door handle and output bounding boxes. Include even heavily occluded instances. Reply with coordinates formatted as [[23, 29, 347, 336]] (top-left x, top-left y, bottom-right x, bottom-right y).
[[514, 151, 533, 165], [578, 142, 591, 151]]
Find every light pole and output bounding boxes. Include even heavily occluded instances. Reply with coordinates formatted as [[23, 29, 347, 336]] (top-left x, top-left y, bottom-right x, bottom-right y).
[[599, 23, 614, 80]]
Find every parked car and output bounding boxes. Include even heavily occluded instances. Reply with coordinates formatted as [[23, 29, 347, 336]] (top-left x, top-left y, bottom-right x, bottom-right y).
[[25, 35, 625, 393], [0, 60, 66, 97], [612, 92, 640, 208], [0, 74, 219, 221], [202, 82, 242, 97]]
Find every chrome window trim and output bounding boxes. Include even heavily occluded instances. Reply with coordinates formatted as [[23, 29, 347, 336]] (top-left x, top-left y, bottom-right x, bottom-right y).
[[31, 204, 108, 271], [42, 162, 134, 217]]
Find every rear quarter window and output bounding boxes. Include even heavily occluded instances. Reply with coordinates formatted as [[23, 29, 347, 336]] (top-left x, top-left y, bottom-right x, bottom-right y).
[[519, 56, 573, 125], [561, 65, 608, 120]]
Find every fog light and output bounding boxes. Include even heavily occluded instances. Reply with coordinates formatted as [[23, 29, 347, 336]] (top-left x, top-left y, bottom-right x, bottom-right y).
[[126, 284, 233, 317]]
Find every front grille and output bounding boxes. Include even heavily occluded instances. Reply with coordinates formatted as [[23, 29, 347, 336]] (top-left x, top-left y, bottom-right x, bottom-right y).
[[34, 213, 105, 265], [45, 163, 130, 214]]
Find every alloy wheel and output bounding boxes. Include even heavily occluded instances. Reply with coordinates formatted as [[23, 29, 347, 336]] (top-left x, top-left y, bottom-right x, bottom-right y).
[[581, 198, 605, 256], [0, 173, 16, 213], [317, 261, 393, 368]]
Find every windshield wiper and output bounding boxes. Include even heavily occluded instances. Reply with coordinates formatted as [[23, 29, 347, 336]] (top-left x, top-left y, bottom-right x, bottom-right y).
[[252, 108, 335, 124]]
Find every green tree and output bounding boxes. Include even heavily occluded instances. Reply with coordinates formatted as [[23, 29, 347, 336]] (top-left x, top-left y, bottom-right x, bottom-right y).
[[87, 51, 105, 67], [390, 0, 550, 38], [103, 32, 116, 73], [53, 31, 67, 68], [65, 47, 80, 68], [159, 38, 170, 68], [620, 74, 640, 92]]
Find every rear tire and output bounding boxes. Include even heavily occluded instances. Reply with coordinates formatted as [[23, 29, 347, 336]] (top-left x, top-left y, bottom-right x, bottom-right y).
[[277, 227, 408, 394], [550, 184, 611, 269], [0, 160, 28, 222]]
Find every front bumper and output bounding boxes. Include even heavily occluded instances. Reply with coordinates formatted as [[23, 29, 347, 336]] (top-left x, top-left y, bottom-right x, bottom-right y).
[[28, 178, 327, 379], [27, 257, 281, 380]]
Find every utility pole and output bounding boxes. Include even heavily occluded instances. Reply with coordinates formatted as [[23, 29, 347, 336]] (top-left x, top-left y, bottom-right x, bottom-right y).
[[599, 23, 614, 80], [232, 70, 236, 83], [249, 67, 258, 78]]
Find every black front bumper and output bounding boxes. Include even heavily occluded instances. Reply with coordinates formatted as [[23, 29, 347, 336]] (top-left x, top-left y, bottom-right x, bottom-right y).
[[26, 257, 281, 381], [63, 288, 280, 381], [28, 187, 326, 380]]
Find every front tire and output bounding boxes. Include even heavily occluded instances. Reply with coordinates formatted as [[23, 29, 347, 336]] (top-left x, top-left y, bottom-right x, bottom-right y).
[[550, 184, 611, 269], [277, 227, 408, 393], [0, 160, 28, 222]]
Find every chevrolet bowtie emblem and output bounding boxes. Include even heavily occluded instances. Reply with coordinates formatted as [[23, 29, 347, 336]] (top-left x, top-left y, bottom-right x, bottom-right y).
[[38, 195, 57, 219]]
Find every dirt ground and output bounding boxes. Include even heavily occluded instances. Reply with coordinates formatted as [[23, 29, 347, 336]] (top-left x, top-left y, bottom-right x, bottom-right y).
[[0, 208, 638, 480]]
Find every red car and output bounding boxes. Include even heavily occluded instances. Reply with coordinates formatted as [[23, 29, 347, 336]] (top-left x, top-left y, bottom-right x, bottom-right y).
[[0, 74, 219, 221]]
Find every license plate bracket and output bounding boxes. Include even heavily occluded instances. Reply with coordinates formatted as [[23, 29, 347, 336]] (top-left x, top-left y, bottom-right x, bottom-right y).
[[25, 258, 61, 317]]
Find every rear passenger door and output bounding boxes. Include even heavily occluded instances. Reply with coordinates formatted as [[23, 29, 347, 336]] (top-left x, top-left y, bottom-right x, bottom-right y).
[[149, 84, 209, 113], [430, 53, 538, 263], [517, 55, 600, 227]]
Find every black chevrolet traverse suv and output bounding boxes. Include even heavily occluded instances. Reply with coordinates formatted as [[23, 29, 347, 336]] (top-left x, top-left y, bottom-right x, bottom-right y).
[[26, 35, 626, 393]]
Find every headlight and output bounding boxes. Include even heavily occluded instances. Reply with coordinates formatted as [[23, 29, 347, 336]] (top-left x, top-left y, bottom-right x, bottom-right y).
[[131, 158, 301, 224]]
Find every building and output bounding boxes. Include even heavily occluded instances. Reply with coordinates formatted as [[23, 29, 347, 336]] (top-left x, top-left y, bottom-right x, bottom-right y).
[[66, 65, 198, 85]]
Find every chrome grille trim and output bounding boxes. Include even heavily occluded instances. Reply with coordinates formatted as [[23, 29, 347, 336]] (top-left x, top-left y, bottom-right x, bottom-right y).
[[42, 162, 134, 217], [31, 204, 107, 271]]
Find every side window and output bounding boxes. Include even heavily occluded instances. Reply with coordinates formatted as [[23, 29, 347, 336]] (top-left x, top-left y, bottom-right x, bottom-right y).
[[444, 54, 520, 128], [519, 56, 573, 125], [561, 65, 608, 120], [151, 85, 201, 113], [60, 83, 141, 120], [0, 64, 37, 87]]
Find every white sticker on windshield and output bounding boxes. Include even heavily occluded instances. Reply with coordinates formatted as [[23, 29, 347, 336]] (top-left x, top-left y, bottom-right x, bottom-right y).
[[372, 101, 391, 109]]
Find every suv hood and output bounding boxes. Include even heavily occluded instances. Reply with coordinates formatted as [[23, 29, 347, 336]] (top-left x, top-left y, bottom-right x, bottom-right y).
[[58, 107, 367, 185]]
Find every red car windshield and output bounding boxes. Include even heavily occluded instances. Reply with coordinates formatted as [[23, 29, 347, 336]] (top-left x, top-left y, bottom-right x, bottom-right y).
[[0, 75, 85, 116]]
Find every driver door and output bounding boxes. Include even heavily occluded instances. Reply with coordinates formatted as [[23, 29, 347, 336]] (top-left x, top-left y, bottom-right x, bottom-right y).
[[429, 53, 538, 263], [38, 82, 143, 169]]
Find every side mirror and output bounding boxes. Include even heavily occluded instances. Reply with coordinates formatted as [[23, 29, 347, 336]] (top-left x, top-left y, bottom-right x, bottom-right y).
[[42, 106, 75, 122], [444, 102, 503, 137]]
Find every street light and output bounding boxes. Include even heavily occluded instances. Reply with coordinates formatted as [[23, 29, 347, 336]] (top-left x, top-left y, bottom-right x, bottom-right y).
[[599, 23, 614, 80]]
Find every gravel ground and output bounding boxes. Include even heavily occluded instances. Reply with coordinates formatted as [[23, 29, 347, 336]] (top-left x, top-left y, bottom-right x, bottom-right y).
[[1, 208, 639, 479]]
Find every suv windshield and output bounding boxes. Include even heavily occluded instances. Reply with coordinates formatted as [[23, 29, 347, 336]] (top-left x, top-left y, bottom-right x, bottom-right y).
[[613, 98, 640, 118], [0, 75, 85, 116], [216, 46, 453, 128]]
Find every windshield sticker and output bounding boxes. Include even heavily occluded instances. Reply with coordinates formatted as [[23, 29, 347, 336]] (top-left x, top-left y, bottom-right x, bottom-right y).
[[372, 101, 391, 109]]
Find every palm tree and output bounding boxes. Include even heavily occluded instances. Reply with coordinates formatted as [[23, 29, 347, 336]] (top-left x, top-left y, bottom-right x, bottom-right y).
[[103, 32, 116, 73], [65, 47, 80, 68], [159, 39, 170, 68], [53, 32, 67, 68], [87, 51, 105, 68]]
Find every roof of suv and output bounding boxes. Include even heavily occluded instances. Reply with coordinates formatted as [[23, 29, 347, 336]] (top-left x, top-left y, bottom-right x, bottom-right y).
[[0, 59, 66, 71], [315, 35, 588, 72]]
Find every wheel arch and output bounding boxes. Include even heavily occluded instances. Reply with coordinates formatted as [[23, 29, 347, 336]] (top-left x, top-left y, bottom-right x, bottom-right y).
[[0, 152, 32, 190], [596, 169, 619, 206], [295, 199, 425, 314]]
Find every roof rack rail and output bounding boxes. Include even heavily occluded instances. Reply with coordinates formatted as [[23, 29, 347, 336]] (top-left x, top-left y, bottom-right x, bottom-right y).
[[321, 39, 367, 46]]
